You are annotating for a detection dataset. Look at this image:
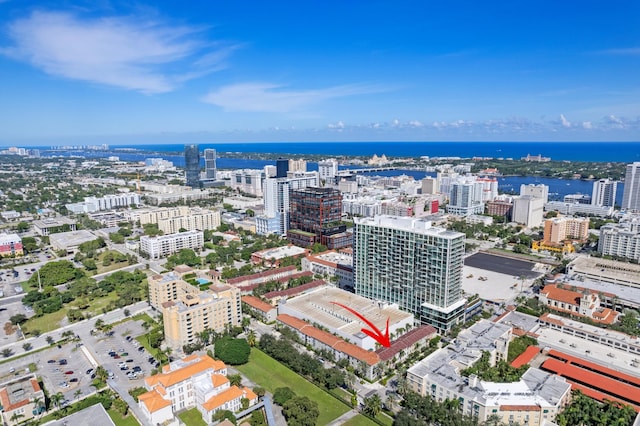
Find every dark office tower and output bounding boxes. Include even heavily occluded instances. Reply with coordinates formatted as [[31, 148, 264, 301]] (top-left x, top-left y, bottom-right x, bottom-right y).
[[276, 157, 289, 178], [184, 144, 200, 188], [287, 187, 348, 248], [204, 149, 216, 180]]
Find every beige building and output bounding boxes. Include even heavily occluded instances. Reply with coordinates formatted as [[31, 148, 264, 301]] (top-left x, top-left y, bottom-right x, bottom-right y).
[[149, 268, 242, 350], [407, 320, 571, 426], [134, 206, 220, 231], [543, 216, 589, 245], [0, 374, 45, 426], [162, 284, 241, 350]]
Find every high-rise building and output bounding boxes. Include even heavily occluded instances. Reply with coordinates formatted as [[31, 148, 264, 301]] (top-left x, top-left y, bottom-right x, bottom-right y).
[[204, 148, 216, 180], [354, 215, 466, 333], [520, 184, 549, 203], [591, 178, 617, 207], [318, 159, 339, 180], [622, 162, 640, 211], [598, 217, 640, 262], [512, 195, 544, 228], [288, 158, 307, 173], [140, 230, 204, 259], [184, 144, 200, 188], [256, 171, 320, 235], [276, 157, 289, 178], [446, 181, 484, 216], [543, 217, 590, 245], [287, 187, 347, 248]]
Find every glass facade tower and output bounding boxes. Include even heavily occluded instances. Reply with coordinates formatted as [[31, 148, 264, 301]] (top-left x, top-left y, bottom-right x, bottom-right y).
[[184, 144, 200, 188], [354, 215, 466, 333]]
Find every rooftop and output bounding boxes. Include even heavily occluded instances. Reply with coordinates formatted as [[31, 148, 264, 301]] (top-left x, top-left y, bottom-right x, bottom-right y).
[[46, 403, 116, 426], [253, 245, 308, 260], [355, 215, 464, 240]]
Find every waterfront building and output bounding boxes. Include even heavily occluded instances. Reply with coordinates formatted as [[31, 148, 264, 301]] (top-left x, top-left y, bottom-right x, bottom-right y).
[[563, 194, 591, 204], [140, 230, 204, 259], [544, 201, 613, 217], [598, 217, 640, 262], [520, 183, 549, 203], [318, 159, 339, 180], [406, 320, 571, 426], [622, 162, 640, 211], [354, 215, 466, 333], [446, 180, 485, 216], [0, 233, 22, 257], [288, 158, 307, 173], [591, 178, 617, 207], [184, 144, 200, 188], [512, 195, 544, 228], [276, 157, 289, 178], [139, 354, 256, 425], [204, 148, 216, 180]]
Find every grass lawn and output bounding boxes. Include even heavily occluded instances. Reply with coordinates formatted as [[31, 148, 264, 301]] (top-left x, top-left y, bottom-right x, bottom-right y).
[[107, 409, 141, 426], [377, 412, 394, 426], [343, 415, 378, 426], [178, 408, 207, 426], [135, 334, 164, 361], [237, 349, 350, 425], [22, 291, 119, 335]]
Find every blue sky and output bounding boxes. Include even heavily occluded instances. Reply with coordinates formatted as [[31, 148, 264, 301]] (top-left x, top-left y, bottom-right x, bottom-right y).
[[0, 0, 639, 145]]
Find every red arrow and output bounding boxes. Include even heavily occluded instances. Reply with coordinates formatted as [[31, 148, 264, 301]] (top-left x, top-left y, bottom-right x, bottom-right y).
[[331, 301, 391, 347]]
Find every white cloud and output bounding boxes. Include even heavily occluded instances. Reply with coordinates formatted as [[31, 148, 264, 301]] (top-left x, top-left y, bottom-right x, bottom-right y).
[[582, 121, 592, 129], [1, 10, 234, 94], [560, 114, 571, 128], [202, 82, 383, 112], [328, 121, 345, 129], [596, 47, 640, 56]]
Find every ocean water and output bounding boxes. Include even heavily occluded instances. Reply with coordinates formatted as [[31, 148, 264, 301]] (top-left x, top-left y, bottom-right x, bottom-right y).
[[102, 141, 640, 163]]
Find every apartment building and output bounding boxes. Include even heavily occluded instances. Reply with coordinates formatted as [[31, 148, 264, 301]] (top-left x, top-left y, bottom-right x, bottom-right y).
[[598, 218, 640, 262], [622, 162, 640, 211], [140, 230, 204, 259], [407, 320, 571, 426], [354, 215, 466, 333], [512, 196, 544, 228], [543, 216, 590, 245], [148, 270, 200, 310], [163, 284, 241, 350], [65, 193, 141, 214], [228, 169, 265, 197], [157, 208, 220, 235], [139, 354, 257, 425]]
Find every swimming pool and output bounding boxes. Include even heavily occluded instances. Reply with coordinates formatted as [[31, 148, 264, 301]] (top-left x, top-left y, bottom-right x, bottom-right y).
[[196, 278, 210, 285]]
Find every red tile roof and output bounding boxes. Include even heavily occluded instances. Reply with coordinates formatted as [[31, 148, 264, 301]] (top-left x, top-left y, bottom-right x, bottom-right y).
[[277, 271, 313, 283], [510, 346, 540, 368], [241, 296, 275, 313], [277, 314, 380, 365], [263, 280, 326, 299], [226, 266, 297, 285], [376, 326, 437, 361], [546, 350, 640, 387], [541, 358, 640, 405], [569, 383, 640, 413]]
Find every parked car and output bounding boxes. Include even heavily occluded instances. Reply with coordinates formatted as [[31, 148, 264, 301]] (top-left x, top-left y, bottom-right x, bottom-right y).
[[121, 352, 129, 356], [86, 368, 94, 375], [133, 366, 142, 372], [47, 359, 56, 364], [59, 359, 67, 365], [64, 371, 74, 375], [70, 378, 79, 383], [138, 347, 145, 352]]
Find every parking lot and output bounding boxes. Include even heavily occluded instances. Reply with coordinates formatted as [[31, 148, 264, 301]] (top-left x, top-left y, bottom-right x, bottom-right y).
[[88, 319, 156, 387], [1, 340, 96, 403]]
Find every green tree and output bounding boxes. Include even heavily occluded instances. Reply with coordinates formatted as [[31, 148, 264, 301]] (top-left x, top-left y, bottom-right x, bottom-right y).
[[282, 396, 319, 426], [10, 314, 28, 325], [273, 387, 295, 405], [22, 342, 32, 351], [215, 337, 251, 365], [227, 373, 243, 387], [362, 394, 382, 417], [212, 410, 236, 425], [16, 221, 29, 232]]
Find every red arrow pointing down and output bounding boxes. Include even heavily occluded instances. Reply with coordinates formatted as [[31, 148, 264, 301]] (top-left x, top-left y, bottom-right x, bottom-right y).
[[331, 301, 391, 347]]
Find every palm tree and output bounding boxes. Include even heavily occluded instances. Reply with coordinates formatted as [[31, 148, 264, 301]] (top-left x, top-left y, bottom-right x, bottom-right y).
[[362, 394, 382, 417], [50, 392, 64, 410], [94, 318, 105, 331], [247, 330, 256, 347], [10, 412, 25, 423], [32, 396, 45, 418], [95, 366, 108, 382], [74, 389, 82, 400]]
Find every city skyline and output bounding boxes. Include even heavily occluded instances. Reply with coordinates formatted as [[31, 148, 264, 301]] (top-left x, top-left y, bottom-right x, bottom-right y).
[[0, 1, 639, 145]]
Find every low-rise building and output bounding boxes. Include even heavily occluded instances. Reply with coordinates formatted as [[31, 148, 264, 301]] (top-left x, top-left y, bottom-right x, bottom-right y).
[[32, 217, 77, 236], [567, 255, 640, 288], [241, 295, 277, 323], [221, 265, 299, 293], [49, 230, 98, 254], [140, 230, 204, 259], [406, 320, 571, 426], [0, 374, 45, 426], [0, 233, 23, 257], [301, 250, 354, 291], [250, 245, 309, 267], [277, 286, 414, 350], [538, 284, 619, 324], [544, 201, 614, 217], [139, 354, 257, 425]]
